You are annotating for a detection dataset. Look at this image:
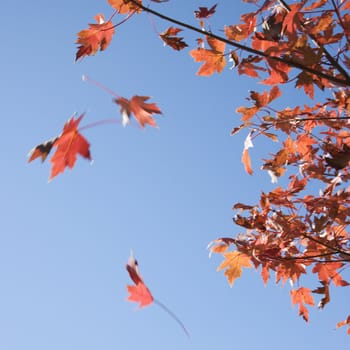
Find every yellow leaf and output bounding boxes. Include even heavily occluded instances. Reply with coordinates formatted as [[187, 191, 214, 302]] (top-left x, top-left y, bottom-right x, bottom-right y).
[[217, 251, 252, 286]]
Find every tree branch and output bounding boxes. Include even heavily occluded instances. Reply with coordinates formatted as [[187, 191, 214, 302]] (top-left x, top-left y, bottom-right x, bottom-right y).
[[278, 0, 350, 84], [128, 0, 349, 86]]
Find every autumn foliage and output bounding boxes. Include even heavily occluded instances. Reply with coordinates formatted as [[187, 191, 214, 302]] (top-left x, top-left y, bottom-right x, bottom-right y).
[[29, 0, 350, 334]]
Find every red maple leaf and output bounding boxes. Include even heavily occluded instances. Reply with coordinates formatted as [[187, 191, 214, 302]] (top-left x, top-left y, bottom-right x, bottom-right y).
[[125, 252, 189, 336], [28, 114, 91, 181], [115, 95, 162, 128], [125, 252, 154, 308], [194, 4, 217, 19], [50, 114, 91, 180], [75, 14, 115, 61]]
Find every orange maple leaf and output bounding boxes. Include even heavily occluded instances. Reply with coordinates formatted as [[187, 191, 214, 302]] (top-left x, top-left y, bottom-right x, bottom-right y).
[[336, 315, 350, 334], [224, 13, 256, 42], [242, 149, 253, 175], [290, 287, 315, 322], [189, 36, 226, 76], [49, 114, 91, 180], [312, 262, 350, 286], [115, 95, 162, 128], [217, 251, 252, 286], [75, 14, 115, 61], [108, 0, 142, 14]]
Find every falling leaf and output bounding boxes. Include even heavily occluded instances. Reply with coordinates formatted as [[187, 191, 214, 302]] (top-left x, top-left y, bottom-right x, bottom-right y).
[[125, 252, 190, 337], [115, 95, 162, 128], [28, 114, 91, 181], [28, 137, 59, 163], [217, 251, 252, 286], [126, 251, 154, 308], [189, 36, 226, 76], [49, 114, 91, 180], [75, 14, 115, 61]]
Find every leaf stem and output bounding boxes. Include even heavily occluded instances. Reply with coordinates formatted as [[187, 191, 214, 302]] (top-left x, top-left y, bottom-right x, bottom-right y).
[[79, 118, 122, 131], [103, 10, 137, 31], [153, 298, 190, 338], [82, 75, 121, 98]]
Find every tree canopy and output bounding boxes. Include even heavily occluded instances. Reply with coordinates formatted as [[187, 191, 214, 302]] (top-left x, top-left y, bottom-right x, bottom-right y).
[[29, 0, 350, 334]]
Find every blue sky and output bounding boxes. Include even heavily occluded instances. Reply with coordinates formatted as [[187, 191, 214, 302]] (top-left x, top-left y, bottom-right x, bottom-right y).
[[1, 0, 349, 349]]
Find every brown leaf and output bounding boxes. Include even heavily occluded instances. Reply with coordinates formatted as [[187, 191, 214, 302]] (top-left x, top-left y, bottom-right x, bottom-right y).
[[194, 4, 217, 19], [160, 27, 188, 51]]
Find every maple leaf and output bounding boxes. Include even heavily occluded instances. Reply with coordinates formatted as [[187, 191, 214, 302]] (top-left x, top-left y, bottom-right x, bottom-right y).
[[127, 283, 154, 307], [242, 148, 253, 175], [114, 95, 162, 128], [28, 137, 59, 163], [283, 2, 304, 38], [125, 252, 189, 336], [50, 114, 91, 181], [217, 251, 252, 286], [28, 114, 91, 181], [75, 14, 115, 61], [290, 287, 315, 322], [312, 281, 330, 309], [323, 143, 350, 170], [238, 55, 266, 78], [160, 27, 188, 51], [126, 252, 154, 308], [108, 0, 142, 14], [225, 13, 256, 42], [312, 262, 350, 286], [194, 4, 217, 19], [336, 315, 350, 334], [189, 36, 226, 76], [262, 59, 290, 85]]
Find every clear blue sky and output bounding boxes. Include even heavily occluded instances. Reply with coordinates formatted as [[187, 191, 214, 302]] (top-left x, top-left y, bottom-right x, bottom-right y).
[[1, 1, 349, 349]]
